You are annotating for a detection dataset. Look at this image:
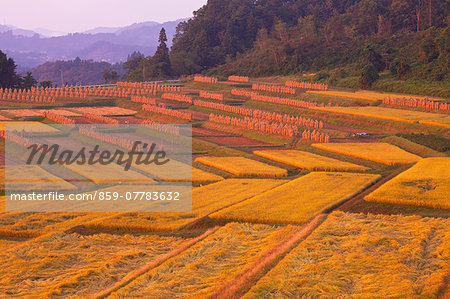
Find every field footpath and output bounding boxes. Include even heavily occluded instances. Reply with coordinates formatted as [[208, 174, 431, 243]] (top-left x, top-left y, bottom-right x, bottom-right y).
[[209, 213, 327, 299], [208, 165, 416, 298], [337, 163, 415, 212], [91, 226, 221, 299]]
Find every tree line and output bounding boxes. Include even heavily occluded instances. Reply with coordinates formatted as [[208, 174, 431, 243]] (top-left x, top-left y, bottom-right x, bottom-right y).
[[0, 50, 39, 89], [3, 0, 448, 91]]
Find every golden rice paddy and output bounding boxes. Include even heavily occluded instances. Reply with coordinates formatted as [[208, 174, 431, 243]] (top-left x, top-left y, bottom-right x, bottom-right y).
[[85, 179, 288, 232], [0, 231, 187, 297], [254, 150, 369, 172], [68, 106, 137, 116], [312, 142, 422, 165], [195, 156, 288, 177], [110, 223, 299, 298], [244, 211, 450, 298], [312, 106, 450, 128], [2, 165, 76, 191], [129, 158, 223, 183], [63, 163, 155, 185], [211, 172, 380, 224], [0, 121, 60, 133], [307, 90, 447, 102], [365, 157, 450, 209]]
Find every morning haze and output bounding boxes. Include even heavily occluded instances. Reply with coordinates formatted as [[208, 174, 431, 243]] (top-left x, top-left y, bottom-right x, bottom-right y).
[[1, 0, 207, 34]]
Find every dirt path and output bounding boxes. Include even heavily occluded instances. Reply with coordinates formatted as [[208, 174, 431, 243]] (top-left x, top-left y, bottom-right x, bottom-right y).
[[192, 127, 240, 137], [92, 226, 221, 299], [111, 116, 145, 124], [325, 123, 381, 134], [187, 109, 210, 121], [208, 164, 415, 298], [210, 214, 327, 299], [197, 136, 271, 147], [331, 137, 383, 143], [74, 163, 415, 299], [337, 163, 414, 212]]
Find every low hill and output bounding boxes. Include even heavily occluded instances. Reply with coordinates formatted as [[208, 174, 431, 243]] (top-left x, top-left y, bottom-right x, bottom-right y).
[[30, 58, 126, 86]]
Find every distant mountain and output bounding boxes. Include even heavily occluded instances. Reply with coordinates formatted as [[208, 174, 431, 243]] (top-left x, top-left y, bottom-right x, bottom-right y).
[[0, 25, 39, 37], [0, 19, 187, 69], [0, 25, 11, 32], [115, 21, 160, 34], [33, 27, 67, 37], [83, 21, 161, 35], [82, 26, 123, 35]]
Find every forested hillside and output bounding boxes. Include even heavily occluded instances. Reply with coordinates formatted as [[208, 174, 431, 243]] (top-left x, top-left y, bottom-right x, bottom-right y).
[[31, 58, 125, 86], [165, 0, 449, 96]]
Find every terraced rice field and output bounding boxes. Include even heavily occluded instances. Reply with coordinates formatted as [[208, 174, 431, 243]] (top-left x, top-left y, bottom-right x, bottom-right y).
[[254, 150, 369, 172], [69, 106, 137, 116], [85, 179, 288, 232], [3, 165, 77, 191], [128, 158, 223, 183], [0, 121, 60, 133], [312, 106, 450, 128], [1, 109, 44, 117], [0, 232, 187, 297], [3, 109, 81, 118], [0, 75, 448, 298], [307, 90, 446, 102], [0, 212, 81, 238], [109, 223, 299, 298], [312, 142, 422, 165], [365, 157, 450, 209], [211, 172, 380, 224], [0, 238, 22, 250], [63, 163, 155, 185], [244, 211, 450, 298], [191, 168, 224, 183], [42, 109, 82, 117], [195, 156, 288, 177]]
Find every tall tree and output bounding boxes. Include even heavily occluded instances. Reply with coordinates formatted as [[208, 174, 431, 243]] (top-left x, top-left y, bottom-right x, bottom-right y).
[[22, 72, 37, 89], [416, 0, 421, 31], [123, 51, 144, 75], [0, 50, 21, 88], [363, 46, 386, 72], [110, 70, 119, 83], [102, 67, 112, 83], [39, 80, 53, 88], [151, 28, 171, 78], [360, 64, 379, 87]]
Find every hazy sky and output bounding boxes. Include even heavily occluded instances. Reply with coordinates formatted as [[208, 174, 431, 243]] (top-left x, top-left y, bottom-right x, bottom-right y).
[[1, 0, 207, 33]]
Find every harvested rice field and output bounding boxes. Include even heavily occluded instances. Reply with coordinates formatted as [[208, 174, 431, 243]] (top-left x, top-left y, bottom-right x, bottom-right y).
[[211, 172, 380, 224], [2, 165, 77, 191], [244, 211, 450, 298], [0, 121, 60, 133], [63, 163, 155, 185], [0, 232, 188, 298], [254, 150, 369, 172], [312, 106, 450, 128], [85, 179, 288, 232], [109, 223, 299, 298], [195, 156, 288, 177], [306, 90, 447, 102], [312, 142, 422, 165], [365, 157, 450, 209], [68, 106, 137, 116], [0, 73, 449, 298]]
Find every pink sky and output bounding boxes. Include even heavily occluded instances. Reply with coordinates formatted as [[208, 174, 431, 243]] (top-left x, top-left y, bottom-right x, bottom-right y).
[[1, 0, 207, 34]]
